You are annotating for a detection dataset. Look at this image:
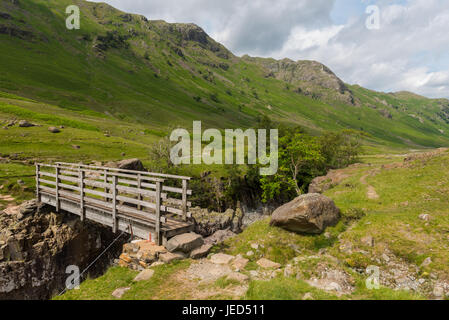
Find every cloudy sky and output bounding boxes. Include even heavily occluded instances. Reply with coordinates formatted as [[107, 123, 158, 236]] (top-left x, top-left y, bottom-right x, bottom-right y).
[[98, 0, 449, 98]]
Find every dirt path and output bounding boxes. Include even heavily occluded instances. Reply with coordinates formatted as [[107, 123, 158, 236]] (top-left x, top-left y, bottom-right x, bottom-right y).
[[360, 170, 380, 200]]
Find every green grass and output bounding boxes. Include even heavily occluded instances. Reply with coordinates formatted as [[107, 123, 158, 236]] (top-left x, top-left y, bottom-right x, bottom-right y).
[[0, 162, 36, 204], [55, 260, 191, 300]]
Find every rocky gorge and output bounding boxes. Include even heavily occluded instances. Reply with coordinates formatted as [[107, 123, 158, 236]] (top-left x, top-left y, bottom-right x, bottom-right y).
[[0, 200, 127, 299]]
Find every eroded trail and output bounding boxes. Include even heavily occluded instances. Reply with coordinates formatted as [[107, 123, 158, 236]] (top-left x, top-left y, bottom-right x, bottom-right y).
[[360, 170, 379, 200]]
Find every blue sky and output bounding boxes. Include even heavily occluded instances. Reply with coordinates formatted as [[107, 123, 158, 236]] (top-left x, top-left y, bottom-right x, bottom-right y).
[[99, 0, 449, 98]]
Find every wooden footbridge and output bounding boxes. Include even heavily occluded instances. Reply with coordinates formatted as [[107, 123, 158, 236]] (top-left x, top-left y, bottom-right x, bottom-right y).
[[36, 162, 194, 245]]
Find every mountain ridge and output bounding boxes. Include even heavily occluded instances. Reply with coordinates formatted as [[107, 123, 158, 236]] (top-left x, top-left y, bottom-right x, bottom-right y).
[[0, 0, 448, 149]]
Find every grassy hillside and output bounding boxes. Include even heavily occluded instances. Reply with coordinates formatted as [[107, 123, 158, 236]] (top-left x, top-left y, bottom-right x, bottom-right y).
[[0, 0, 448, 151], [55, 150, 449, 300]]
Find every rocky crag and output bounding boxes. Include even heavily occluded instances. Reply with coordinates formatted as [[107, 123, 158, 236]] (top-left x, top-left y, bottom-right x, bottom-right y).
[[0, 200, 126, 300]]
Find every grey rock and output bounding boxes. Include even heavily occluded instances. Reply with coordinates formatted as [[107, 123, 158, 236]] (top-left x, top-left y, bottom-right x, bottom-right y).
[[133, 269, 155, 282], [210, 253, 234, 265], [18, 120, 35, 128], [159, 252, 184, 263], [48, 127, 61, 133], [111, 287, 130, 298], [204, 229, 236, 245], [166, 232, 203, 253], [190, 244, 212, 259]]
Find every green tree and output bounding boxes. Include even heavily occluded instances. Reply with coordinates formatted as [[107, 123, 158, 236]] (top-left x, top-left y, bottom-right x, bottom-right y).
[[260, 132, 324, 202]]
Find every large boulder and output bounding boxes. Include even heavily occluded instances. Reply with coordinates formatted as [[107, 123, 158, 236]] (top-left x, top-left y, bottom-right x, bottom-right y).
[[165, 232, 203, 253], [270, 193, 340, 234]]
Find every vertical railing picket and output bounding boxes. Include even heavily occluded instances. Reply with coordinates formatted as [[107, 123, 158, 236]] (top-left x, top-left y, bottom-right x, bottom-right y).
[[155, 180, 162, 245], [55, 164, 60, 212], [79, 170, 85, 221], [137, 173, 142, 211], [182, 179, 188, 221], [104, 169, 108, 202], [36, 164, 41, 202], [112, 175, 118, 233]]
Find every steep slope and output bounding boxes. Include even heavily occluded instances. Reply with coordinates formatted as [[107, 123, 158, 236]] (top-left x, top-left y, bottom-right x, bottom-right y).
[[0, 0, 449, 149]]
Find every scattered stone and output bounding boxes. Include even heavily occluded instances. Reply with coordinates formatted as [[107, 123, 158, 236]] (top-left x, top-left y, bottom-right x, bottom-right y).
[[150, 261, 165, 268], [270, 193, 340, 234], [117, 158, 145, 171], [72, 145, 81, 149], [382, 253, 390, 263], [250, 243, 259, 250], [186, 260, 233, 283], [420, 257, 432, 268], [249, 270, 259, 278], [133, 269, 155, 282], [361, 236, 374, 247], [210, 253, 234, 265], [284, 264, 295, 277], [135, 241, 166, 256], [190, 244, 212, 259], [339, 242, 353, 253], [303, 292, 314, 300], [18, 120, 34, 128], [122, 242, 139, 255], [308, 170, 349, 194], [111, 287, 130, 298], [166, 232, 203, 253], [256, 258, 281, 269], [325, 282, 342, 292], [119, 253, 132, 265], [227, 272, 249, 282], [159, 252, 184, 263], [433, 284, 445, 298], [419, 214, 430, 222], [232, 257, 249, 271], [48, 127, 60, 133], [324, 232, 332, 239], [246, 250, 254, 257]]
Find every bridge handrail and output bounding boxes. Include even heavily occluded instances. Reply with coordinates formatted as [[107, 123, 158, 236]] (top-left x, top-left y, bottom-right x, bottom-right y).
[[36, 162, 192, 245], [54, 161, 191, 181]]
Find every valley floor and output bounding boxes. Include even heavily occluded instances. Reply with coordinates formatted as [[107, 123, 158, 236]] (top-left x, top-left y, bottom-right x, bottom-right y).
[[54, 149, 449, 300]]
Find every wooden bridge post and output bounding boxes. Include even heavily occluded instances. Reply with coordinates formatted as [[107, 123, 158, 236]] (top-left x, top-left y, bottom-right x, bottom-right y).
[[137, 173, 142, 211], [182, 179, 188, 221], [155, 180, 162, 245], [55, 164, 60, 212], [112, 175, 118, 233], [79, 170, 85, 221], [35, 164, 41, 202]]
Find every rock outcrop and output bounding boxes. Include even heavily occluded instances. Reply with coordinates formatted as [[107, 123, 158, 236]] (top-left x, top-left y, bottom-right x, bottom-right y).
[[270, 194, 340, 234], [308, 169, 350, 194], [190, 207, 243, 236]]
